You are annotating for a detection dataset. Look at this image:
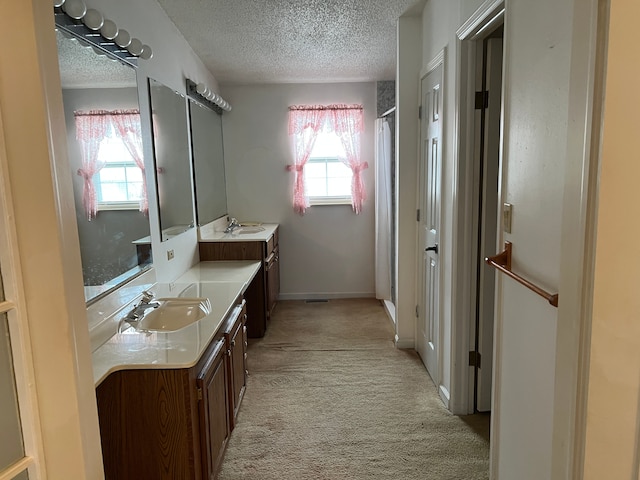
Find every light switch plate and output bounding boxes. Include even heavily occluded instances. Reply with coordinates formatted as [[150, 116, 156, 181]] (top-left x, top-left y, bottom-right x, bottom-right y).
[[167, 249, 175, 261], [503, 203, 513, 233]]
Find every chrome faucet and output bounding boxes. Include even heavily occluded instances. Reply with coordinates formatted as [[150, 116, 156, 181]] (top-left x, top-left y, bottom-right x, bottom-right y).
[[224, 217, 240, 233], [118, 290, 160, 332]]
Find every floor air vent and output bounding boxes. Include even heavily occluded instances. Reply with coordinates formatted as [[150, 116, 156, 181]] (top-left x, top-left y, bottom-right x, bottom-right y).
[[305, 299, 329, 303]]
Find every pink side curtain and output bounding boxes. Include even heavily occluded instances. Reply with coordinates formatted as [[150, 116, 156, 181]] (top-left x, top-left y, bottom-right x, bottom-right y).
[[328, 106, 367, 214], [286, 107, 327, 215], [74, 110, 109, 221], [286, 104, 367, 215], [110, 110, 148, 214]]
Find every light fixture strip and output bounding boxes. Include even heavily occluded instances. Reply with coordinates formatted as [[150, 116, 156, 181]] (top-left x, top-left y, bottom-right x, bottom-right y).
[[186, 80, 232, 113], [54, 0, 152, 64]]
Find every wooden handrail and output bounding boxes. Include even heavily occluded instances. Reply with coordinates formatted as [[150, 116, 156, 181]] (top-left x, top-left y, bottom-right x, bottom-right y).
[[485, 241, 559, 308]]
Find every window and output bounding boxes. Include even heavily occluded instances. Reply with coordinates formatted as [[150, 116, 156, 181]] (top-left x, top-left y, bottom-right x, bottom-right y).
[[95, 124, 144, 210], [74, 109, 146, 220], [287, 104, 367, 215], [304, 130, 352, 205]]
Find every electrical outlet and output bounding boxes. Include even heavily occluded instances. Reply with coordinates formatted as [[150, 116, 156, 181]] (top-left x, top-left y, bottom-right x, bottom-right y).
[[167, 249, 175, 261]]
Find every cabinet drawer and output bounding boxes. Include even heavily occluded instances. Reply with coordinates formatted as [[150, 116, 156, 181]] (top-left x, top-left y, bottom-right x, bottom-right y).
[[265, 226, 279, 257]]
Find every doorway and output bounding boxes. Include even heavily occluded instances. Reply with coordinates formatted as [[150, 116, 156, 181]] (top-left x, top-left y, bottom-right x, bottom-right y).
[[471, 25, 504, 413]]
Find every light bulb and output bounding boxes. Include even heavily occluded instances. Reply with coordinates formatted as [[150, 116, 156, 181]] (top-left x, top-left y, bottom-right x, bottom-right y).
[[196, 83, 206, 94], [127, 38, 143, 56], [62, 0, 87, 19], [83, 8, 103, 30], [100, 19, 118, 40], [114, 29, 131, 48], [140, 45, 153, 60]]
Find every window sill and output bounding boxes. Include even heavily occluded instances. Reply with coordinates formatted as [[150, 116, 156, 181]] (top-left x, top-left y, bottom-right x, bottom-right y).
[[308, 197, 352, 206], [97, 202, 140, 211]]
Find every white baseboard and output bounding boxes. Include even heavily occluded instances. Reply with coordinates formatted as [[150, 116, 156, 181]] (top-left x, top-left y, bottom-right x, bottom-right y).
[[394, 335, 415, 349], [278, 292, 376, 301], [439, 385, 451, 408], [382, 300, 396, 326]]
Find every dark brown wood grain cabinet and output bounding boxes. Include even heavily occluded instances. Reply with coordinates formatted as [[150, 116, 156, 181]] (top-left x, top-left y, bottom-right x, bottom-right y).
[[96, 297, 248, 480], [199, 226, 280, 338]]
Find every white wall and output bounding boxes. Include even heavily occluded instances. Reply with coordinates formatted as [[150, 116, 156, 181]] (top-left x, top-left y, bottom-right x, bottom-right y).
[[222, 83, 376, 299], [395, 14, 422, 348]]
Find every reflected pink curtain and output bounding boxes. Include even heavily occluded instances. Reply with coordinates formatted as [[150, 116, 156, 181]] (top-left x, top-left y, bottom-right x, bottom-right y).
[[328, 105, 367, 214], [286, 106, 327, 215], [110, 110, 148, 215], [74, 110, 109, 220]]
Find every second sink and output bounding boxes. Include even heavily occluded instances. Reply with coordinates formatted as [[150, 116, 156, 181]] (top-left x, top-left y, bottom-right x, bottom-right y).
[[135, 297, 212, 332]]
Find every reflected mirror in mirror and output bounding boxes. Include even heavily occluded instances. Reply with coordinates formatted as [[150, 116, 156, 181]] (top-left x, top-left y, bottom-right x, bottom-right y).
[[188, 99, 227, 225], [148, 79, 195, 241], [56, 29, 153, 304]]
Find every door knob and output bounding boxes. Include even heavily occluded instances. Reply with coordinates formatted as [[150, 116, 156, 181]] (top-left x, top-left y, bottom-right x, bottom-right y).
[[425, 244, 439, 254]]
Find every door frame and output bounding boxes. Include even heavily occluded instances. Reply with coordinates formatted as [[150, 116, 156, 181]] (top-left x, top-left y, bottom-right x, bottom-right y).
[[416, 48, 447, 406], [450, 0, 505, 417]]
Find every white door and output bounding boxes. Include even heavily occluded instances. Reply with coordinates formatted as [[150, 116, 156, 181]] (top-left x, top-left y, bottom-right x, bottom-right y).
[[417, 64, 443, 386]]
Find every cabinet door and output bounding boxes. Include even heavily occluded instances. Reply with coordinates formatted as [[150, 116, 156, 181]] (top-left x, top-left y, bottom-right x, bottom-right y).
[[230, 314, 246, 424], [197, 338, 230, 480], [266, 246, 280, 316], [224, 304, 247, 430]]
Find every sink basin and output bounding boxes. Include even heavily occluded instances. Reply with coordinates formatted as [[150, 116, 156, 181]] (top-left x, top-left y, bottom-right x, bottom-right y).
[[236, 226, 265, 235], [135, 297, 211, 332]]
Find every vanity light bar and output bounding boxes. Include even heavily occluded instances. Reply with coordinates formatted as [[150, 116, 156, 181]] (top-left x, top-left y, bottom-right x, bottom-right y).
[[186, 79, 232, 113], [54, 0, 152, 63]]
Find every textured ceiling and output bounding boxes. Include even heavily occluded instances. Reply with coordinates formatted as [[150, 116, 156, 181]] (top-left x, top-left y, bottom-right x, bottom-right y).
[[155, 0, 421, 84]]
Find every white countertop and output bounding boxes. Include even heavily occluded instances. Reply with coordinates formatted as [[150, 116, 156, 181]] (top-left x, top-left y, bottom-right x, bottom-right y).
[[198, 223, 278, 242], [92, 261, 261, 386]]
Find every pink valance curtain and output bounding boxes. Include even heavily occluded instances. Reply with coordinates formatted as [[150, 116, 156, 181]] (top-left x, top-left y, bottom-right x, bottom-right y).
[[74, 109, 147, 220], [286, 106, 326, 215], [328, 106, 367, 214], [110, 110, 148, 214], [286, 104, 367, 215], [74, 110, 109, 221]]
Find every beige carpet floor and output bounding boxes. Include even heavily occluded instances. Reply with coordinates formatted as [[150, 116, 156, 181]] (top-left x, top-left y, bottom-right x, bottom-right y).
[[218, 299, 490, 479]]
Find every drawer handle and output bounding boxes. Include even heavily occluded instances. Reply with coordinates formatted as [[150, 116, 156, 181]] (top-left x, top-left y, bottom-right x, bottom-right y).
[[231, 339, 236, 347]]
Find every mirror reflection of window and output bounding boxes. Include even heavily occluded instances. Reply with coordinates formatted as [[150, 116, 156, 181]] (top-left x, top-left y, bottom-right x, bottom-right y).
[[55, 29, 153, 304]]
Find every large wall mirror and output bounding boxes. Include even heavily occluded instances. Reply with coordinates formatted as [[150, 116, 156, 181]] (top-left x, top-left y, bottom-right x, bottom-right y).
[[188, 99, 227, 225], [56, 28, 153, 304], [148, 78, 195, 241]]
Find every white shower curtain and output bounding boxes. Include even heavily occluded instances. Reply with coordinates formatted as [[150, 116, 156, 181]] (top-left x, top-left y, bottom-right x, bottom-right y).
[[375, 118, 392, 300]]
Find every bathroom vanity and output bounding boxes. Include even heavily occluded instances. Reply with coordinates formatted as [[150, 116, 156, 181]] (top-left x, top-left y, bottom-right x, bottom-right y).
[[92, 261, 260, 480], [199, 224, 280, 337]]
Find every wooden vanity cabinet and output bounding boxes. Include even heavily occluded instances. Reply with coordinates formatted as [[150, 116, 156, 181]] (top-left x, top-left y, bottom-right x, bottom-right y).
[[199, 226, 280, 338], [96, 299, 248, 480]]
